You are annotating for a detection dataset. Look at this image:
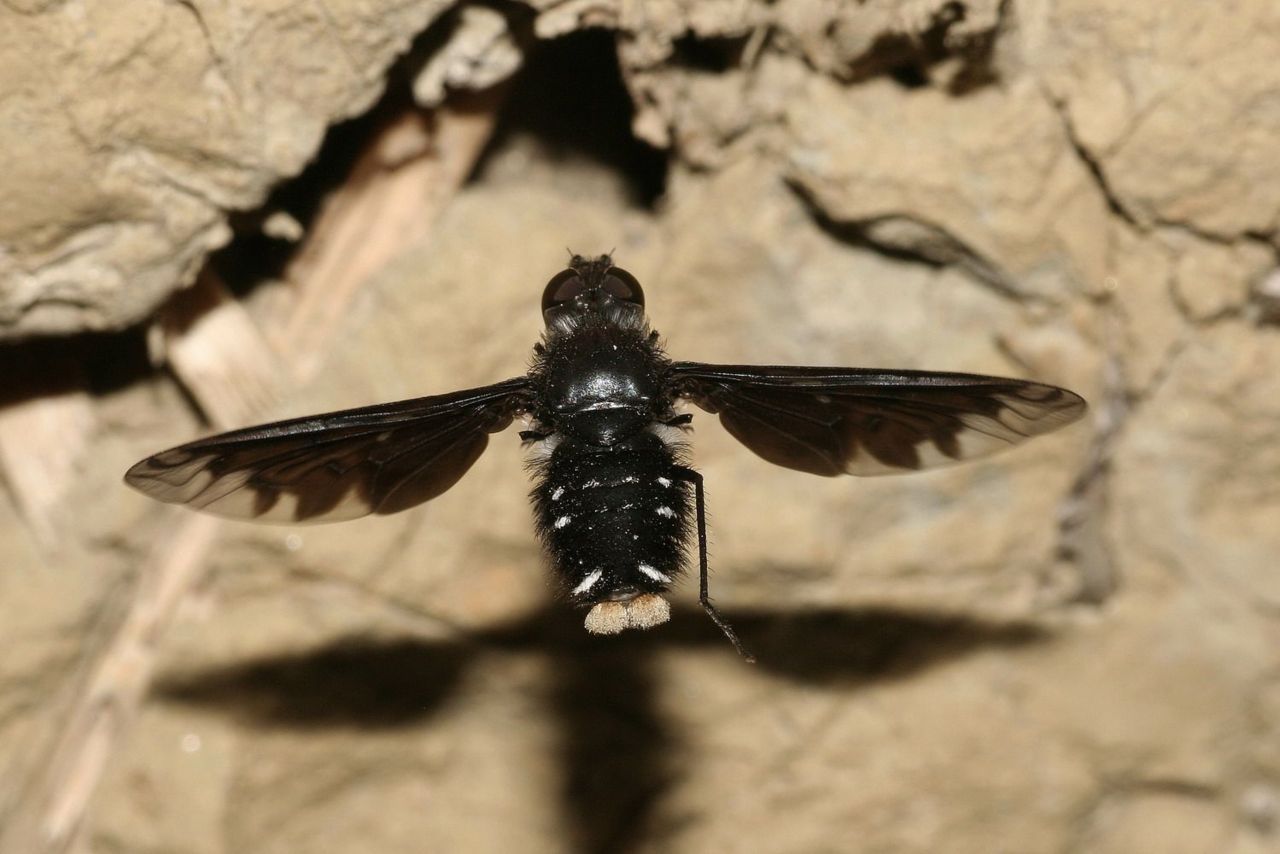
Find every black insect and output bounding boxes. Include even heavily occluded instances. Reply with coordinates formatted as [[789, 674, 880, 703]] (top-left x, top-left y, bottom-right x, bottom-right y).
[[126, 254, 1086, 660]]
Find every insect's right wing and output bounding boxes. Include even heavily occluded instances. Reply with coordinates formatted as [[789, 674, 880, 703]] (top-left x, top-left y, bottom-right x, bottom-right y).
[[124, 378, 532, 523], [669, 363, 1086, 476]]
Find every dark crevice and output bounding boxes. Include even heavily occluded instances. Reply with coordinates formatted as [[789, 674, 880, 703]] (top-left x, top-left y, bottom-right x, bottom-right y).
[[788, 178, 1028, 301], [837, 0, 1004, 95], [210, 9, 472, 299], [844, 30, 948, 87], [886, 62, 930, 89], [799, 200, 947, 272], [1050, 98, 1142, 229], [670, 31, 753, 74], [946, 0, 1007, 95], [946, 36, 1001, 95], [468, 28, 668, 208]]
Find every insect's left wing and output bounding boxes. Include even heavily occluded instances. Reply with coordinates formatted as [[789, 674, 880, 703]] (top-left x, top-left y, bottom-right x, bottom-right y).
[[669, 362, 1086, 476], [125, 378, 532, 523]]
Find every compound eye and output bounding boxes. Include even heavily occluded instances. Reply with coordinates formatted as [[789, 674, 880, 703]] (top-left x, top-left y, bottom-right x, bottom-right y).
[[541, 270, 587, 313], [602, 267, 645, 308]]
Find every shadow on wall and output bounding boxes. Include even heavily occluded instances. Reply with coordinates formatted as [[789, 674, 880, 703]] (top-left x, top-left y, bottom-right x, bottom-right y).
[[157, 604, 1051, 854]]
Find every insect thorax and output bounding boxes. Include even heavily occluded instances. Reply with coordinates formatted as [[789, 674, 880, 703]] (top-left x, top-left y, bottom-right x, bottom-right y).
[[529, 314, 670, 442]]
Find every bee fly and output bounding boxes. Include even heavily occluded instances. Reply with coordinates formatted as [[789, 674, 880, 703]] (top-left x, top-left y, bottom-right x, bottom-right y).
[[126, 254, 1087, 660]]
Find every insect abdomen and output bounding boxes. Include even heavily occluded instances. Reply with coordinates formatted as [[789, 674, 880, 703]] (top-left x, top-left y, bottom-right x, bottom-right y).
[[531, 433, 690, 604]]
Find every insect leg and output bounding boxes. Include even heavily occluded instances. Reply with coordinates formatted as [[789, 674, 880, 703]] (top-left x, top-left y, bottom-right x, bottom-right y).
[[672, 466, 756, 663]]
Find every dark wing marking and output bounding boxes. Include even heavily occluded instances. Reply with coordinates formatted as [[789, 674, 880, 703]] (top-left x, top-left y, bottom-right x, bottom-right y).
[[669, 363, 1086, 476], [124, 378, 532, 522]]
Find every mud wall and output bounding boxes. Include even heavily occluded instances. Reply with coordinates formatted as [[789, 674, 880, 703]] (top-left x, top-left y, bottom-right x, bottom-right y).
[[1, 2, 1278, 853]]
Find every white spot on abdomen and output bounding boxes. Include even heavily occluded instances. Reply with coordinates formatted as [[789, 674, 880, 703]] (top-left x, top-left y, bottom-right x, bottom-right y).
[[638, 563, 671, 583], [655, 506, 675, 518], [554, 515, 572, 529], [656, 477, 672, 488], [551, 487, 565, 501], [573, 569, 603, 595]]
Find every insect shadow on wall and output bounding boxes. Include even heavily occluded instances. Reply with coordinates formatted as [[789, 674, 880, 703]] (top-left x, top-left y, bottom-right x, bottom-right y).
[[126, 254, 1087, 661]]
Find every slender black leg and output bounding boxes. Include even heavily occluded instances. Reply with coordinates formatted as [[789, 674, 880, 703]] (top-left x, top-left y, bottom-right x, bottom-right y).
[[673, 465, 756, 663]]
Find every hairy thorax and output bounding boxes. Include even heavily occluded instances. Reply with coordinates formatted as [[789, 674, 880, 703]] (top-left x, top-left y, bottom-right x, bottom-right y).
[[531, 317, 670, 445]]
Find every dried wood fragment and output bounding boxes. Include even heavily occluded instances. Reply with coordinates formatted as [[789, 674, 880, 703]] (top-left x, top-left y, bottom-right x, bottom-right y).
[[276, 95, 506, 379], [39, 515, 221, 847], [0, 376, 94, 546], [158, 269, 285, 430]]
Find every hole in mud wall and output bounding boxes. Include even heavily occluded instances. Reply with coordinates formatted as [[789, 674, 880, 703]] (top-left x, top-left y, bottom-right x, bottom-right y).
[[670, 32, 751, 73], [210, 24, 666, 298], [885, 62, 930, 89], [205, 3, 472, 299], [851, 2, 1000, 95], [211, 83, 422, 300], [470, 29, 669, 209]]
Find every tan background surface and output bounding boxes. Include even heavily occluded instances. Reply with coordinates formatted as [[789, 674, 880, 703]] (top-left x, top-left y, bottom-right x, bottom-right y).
[[1, 1, 1278, 852]]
